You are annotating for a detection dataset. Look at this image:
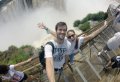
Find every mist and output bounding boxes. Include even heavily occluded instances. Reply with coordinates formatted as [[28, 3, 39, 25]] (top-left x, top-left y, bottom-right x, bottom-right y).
[[0, 0, 114, 51]]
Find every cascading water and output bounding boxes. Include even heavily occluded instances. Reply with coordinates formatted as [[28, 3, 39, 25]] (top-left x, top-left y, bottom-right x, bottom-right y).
[[0, 0, 114, 51]]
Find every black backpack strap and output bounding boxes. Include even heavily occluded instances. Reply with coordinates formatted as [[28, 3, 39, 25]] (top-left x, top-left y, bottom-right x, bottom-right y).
[[74, 38, 79, 49], [40, 42, 54, 69], [46, 42, 54, 53]]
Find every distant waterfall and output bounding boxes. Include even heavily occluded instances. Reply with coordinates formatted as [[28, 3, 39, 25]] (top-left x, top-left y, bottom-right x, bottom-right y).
[[0, 0, 28, 23], [0, 0, 65, 24], [32, 0, 65, 10]]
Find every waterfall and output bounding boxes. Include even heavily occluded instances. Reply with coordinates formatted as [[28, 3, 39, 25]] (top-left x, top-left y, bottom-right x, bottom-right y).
[[0, 0, 27, 23], [0, 0, 65, 24], [0, 0, 113, 51]]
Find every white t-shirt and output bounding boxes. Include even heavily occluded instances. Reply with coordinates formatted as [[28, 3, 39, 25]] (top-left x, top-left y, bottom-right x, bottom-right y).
[[2, 65, 24, 82], [107, 32, 120, 50], [69, 36, 84, 54], [45, 38, 71, 69]]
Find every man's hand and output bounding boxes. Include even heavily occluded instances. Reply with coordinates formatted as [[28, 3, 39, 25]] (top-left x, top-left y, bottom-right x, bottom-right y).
[[37, 22, 47, 29]]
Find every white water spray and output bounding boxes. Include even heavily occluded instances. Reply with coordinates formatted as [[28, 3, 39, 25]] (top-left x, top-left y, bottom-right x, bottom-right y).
[[0, 0, 115, 51]]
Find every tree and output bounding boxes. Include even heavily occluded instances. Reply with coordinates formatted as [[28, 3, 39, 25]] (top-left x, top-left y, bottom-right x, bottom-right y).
[[0, 45, 34, 64], [8, 45, 18, 53], [81, 14, 93, 24], [104, 12, 108, 20], [78, 22, 90, 32], [80, 11, 108, 23], [73, 20, 81, 27]]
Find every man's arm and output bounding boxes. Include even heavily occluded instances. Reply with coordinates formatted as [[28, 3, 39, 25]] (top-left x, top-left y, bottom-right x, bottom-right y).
[[37, 23, 56, 37], [45, 44, 55, 82], [83, 21, 108, 42], [46, 57, 55, 82]]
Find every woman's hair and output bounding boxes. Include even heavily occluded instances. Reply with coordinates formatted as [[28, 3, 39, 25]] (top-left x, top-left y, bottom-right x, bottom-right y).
[[0, 65, 9, 74], [67, 29, 75, 35]]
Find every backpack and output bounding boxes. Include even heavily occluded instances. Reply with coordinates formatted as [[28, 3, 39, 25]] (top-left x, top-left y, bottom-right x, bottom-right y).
[[39, 42, 54, 69]]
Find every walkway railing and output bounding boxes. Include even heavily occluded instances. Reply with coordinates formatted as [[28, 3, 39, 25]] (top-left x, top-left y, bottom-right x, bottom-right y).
[[15, 16, 120, 82]]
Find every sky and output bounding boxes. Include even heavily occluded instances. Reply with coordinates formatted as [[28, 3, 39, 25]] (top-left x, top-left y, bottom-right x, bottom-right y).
[[0, 0, 117, 51]]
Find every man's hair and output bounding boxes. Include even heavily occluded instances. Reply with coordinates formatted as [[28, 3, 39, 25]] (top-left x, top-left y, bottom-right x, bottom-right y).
[[0, 65, 9, 74], [55, 22, 67, 31]]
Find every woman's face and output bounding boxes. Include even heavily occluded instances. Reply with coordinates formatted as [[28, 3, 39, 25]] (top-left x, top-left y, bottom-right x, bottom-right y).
[[67, 31, 76, 42]]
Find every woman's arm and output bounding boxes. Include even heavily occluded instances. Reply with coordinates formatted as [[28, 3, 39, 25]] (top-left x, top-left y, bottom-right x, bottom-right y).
[[14, 57, 32, 68], [83, 21, 108, 42]]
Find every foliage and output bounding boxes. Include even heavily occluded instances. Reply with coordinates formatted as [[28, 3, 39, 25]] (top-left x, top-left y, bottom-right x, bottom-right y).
[[81, 11, 108, 23], [8, 49, 29, 64], [0, 45, 34, 64], [78, 22, 90, 32], [73, 11, 108, 31], [91, 12, 106, 21], [80, 14, 93, 24], [73, 20, 81, 27], [104, 12, 108, 20], [8, 45, 18, 53]]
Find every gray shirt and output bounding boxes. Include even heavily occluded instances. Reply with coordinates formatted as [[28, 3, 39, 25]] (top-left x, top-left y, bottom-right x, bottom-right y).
[[45, 38, 71, 69]]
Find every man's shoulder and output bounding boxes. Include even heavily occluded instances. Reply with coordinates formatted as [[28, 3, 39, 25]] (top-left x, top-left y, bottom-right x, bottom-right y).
[[45, 40, 55, 48]]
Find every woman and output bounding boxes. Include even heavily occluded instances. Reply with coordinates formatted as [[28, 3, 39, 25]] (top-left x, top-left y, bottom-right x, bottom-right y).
[[0, 58, 32, 82], [38, 21, 108, 64]]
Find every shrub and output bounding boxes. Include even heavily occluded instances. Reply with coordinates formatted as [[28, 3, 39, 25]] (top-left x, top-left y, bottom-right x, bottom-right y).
[[73, 20, 81, 27], [78, 22, 90, 32]]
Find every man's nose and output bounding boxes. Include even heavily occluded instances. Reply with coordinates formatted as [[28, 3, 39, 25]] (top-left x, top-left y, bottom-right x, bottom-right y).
[[61, 30, 65, 33]]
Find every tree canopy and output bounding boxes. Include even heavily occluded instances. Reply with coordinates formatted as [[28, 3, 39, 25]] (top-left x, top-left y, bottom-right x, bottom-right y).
[[73, 11, 108, 31], [0, 45, 34, 64]]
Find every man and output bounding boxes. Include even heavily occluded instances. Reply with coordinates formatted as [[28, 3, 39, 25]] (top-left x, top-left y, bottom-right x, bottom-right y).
[[105, 56, 120, 69], [44, 22, 71, 82], [98, 32, 120, 56], [106, 32, 120, 50], [38, 21, 108, 64]]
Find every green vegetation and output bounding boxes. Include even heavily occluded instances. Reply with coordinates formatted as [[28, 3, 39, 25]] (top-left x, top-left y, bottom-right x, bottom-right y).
[[73, 11, 108, 32], [0, 45, 34, 64], [78, 22, 90, 32], [73, 20, 81, 27]]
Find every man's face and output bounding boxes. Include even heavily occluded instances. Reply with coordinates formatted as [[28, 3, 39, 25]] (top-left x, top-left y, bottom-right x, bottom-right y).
[[56, 25, 67, 40]]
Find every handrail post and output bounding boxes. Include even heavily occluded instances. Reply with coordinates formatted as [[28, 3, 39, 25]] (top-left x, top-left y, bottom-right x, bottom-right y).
[[86, 58, 101, 80]]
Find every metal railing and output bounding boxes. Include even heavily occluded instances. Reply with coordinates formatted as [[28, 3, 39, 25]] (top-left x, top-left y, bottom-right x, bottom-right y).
[[10, 17, 120, 82]]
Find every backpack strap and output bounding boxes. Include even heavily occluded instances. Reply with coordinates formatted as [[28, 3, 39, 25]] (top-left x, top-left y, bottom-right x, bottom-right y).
[[40, 42, 54, 69], [46, 42, 54, 53], [74, 38, 79, 49]]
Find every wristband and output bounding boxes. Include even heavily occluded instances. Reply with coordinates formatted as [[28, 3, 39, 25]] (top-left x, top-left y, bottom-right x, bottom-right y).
[[45, 27, 50, 34], [45, 27, 48, 30]]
